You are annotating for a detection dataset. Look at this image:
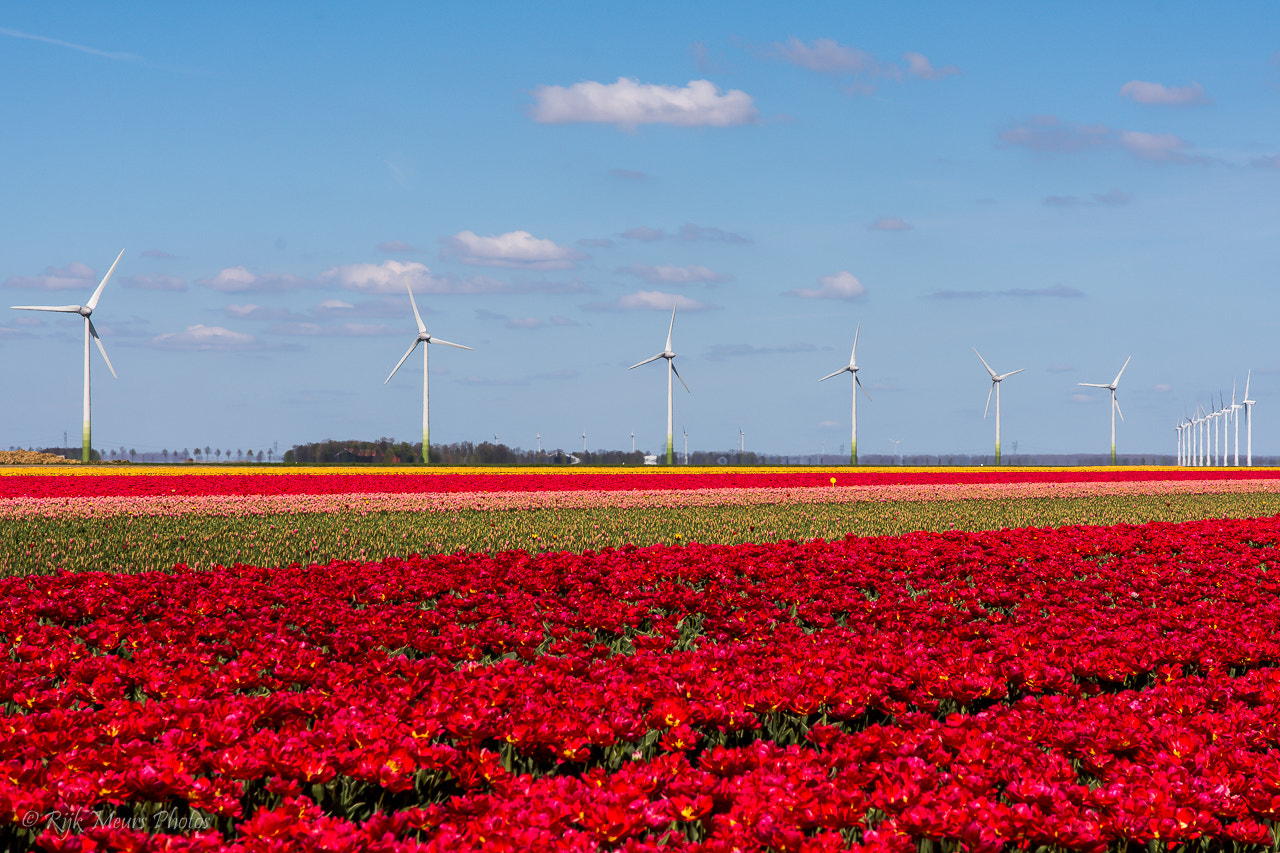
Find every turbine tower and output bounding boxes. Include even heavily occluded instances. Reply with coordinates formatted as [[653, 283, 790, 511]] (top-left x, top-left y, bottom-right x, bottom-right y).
[[973, 348, 1024, 466], [819, 324, 871, 465], [1078, 356, 1130, 465], [629, 305, 689, 465], [1243, 370, 1256, 467], [384, 283, 472, 464], [12, 249, 124, 463], [1231, 381, 1241, 467]]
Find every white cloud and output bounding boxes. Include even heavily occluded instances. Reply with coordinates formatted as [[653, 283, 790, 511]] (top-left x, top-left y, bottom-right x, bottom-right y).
[[1154, 383, 1173, 392], [788, 271, 866, 301], [868, 216, 912, 232], [440, 230, 583, 270], [902, 52, 959, 80], [318, 260, 505, 295], [530, 78, 759, 129], [200, 266, 307, 293], [151, 325, 260, 351], [622, 263, 730, 284], [1119, 80, 1211, 106], [585, 290, 711, 311], [267, 322, 395, 337], [3, 261, 98, 291]]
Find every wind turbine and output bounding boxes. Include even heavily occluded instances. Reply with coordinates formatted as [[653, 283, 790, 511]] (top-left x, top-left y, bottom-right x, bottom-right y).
[[384, 283, 472, 465], [1078, 356, 1130, 465], [629, 305, 689, 465], [536, 433, 542, 453], [973, 348, 1023, 466], [1243, 370, 1256, 467], [889, 438, 903, 465], [1231, 381, 1241, 467], [630, 431, 636, 453], [12, 249, 124, 464], [582, 431, 587, 454], [683, 427, 688, 465], [819, 325, 871, 465], [739, 428, 745, 453]]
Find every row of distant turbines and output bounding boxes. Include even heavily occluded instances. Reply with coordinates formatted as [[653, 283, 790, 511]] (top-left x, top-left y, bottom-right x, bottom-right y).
[[9, 251, 1263, 467], [1175, 377, 1256, 467]]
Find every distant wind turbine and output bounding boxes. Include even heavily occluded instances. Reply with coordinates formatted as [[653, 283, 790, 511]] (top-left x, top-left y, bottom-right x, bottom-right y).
[[630, 430, 636, 453], [384, 283, 472, 465], [819, 324, 871, 465], [536, 433, 542, 453], [1231, 380, 1241, 467], [973, 348, 1023, 466], [12, 249, 124, 463], [1243, 370, 1256, 467], [629, 305, 689, 465], [582, 431, 587, 454], [683, 427, 688, 465], [1078, 356, 1130, 465]]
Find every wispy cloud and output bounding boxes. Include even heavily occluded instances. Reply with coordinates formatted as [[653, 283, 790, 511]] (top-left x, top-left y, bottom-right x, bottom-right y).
[[378, 240, 419, 254], [1250, 155, 1280, 170], [868, 216, 912, 232], [770, 38, 957, 94], [583, 291, 712, 312], [999, 115, 1205, 164], [0, 27, 139, 62], [610, 168, 648, 181], [318, 260, 507, 295], [124, 274, 186, 292], [530, 78, 759, 129], [787, 271, 866, 301], [929, 284, 1083, 299], [1042, 190, 1132, 207], [1119, 80, 1212, 106], [199, 266, 309, 293], [440, 230, 584, 270], [678, 223, 751, 243], [3, 261, 99, 292], [151, 325, 262, 351], [621, 263, 731, 284], [706, 343, 817, 361], [622, 226, 664, 242]]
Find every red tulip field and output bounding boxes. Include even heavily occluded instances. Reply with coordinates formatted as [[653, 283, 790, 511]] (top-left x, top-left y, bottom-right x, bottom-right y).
[[5, 467, 1280, 851]]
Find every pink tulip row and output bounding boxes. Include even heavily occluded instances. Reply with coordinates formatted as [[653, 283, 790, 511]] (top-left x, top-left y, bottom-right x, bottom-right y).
[[4, 476, 1280, 518]]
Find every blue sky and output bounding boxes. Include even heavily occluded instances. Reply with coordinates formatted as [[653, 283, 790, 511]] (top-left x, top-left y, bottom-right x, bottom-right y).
[[2, 2, 1278, 459]]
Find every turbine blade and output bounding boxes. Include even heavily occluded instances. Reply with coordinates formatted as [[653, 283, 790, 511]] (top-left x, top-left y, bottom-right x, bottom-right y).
[[629, 353, 663, 370], [10, 305, 83, 312], [850, 323, 860, 366], [984, 381, 994, 419], [406, 283, 426, 334], [1077, 382, 1108, 388], [86, 249, 125, 311], [818, 367, 847, 382], [855, 374, 872, 402], [671, 361, 690, 393], [973, 348, 998, 380], [428, 337, 472, 351], [998, 368, 1026, 380], [385, 338, 421, 384], [665, 304, 676, 351], [88, 319, 117, 379], [1112, 355, 1131, 388], [1114, 394, 1125, 423], [1245, 369, 1251, 400]]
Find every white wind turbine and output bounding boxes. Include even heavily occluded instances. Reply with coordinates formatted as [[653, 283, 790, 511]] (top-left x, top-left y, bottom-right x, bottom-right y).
[[630, 431, 636, 453], [629, 305, 689, 465], [12, 249, 124, 464], [973, 348, 1023, 466], [819, 324, 872, 465], [384, 283, 472, 465], [1231, 381, 1241, 467], [1079, 357, 1130, 465], [1243, 370, 1256, 467], [683, 427, 688, 465]]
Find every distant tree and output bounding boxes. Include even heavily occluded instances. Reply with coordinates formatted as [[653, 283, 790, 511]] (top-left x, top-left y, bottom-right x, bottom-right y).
[[162, 449, 169, 462], [267, 450, 273, 463], [256, 450, 264, 462], [130, 449, 136, 461], [204, 446, 212, 458], [215, 449, 221, 461]]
